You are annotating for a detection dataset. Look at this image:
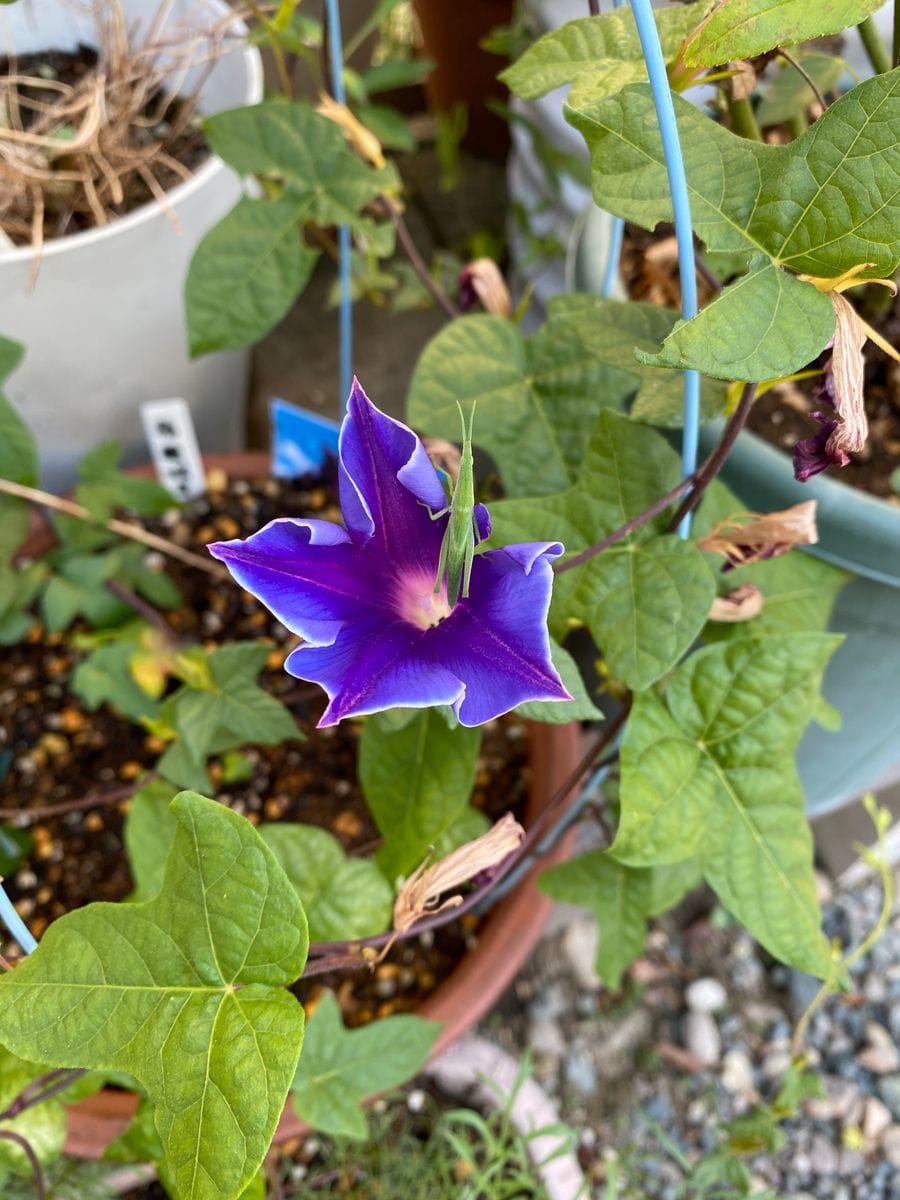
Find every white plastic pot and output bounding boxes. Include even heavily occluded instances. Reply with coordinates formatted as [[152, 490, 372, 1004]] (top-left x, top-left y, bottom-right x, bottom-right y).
[[0, 0, 263, 490]]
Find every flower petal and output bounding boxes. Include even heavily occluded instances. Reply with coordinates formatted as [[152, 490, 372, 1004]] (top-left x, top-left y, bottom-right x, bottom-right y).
[[425, 543, 571, 726], [285, 616, 464, 726], [338, 380, 447, 570], [474, 502, 492, 543], [208, 517, 385, 643]]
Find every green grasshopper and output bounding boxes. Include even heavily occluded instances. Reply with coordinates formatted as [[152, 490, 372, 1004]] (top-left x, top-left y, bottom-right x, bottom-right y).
[[431, 401, 484, 606]]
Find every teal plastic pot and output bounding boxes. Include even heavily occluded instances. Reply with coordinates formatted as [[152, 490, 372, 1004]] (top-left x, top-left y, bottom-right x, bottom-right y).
[[698, 424, 900, 816]]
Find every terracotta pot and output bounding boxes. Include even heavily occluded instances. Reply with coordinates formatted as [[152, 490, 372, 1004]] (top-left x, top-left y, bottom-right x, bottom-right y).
[[16, 453, 583, 1155], [412, 0, 512, 158]]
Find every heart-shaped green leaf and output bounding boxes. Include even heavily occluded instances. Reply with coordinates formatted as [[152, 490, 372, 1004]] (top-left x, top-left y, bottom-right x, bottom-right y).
[[186, 197, 319, 355], [407, 303, 725, 498], [613, 635, 840, 976], [540, 853, 701, 987], [359, 708, 482, 882], [683, 0, 883, 68], [203, 100, 395, 227], [500, 2, 711, 100], [0, 793, 309, 1200], [260, 825, 393, 941], [291, 992, 440, 1140], [490, 410, 716, 690], [406, 313, 638, 497], [515, 638, 602, 723], [567, 72, 900, 379]]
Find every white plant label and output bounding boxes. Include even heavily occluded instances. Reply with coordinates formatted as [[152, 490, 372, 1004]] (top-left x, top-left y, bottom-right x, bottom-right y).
[[141, 398, 206, 500]]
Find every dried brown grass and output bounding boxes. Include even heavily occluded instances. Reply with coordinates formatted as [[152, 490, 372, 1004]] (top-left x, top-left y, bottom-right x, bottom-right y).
[[0, 0, 240, 274]]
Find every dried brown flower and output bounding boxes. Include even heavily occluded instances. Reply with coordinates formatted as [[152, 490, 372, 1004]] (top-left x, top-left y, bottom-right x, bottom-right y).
[[709, 584, 764, 623], [698, 500, 817, 569], [392, 812, 525, 936]]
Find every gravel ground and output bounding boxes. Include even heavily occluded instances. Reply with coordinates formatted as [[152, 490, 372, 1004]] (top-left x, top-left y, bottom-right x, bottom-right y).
[[479, 865, 900, 1199]]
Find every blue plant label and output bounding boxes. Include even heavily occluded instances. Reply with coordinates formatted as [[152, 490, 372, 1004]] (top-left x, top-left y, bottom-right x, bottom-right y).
[[140, 398, 206, 501], [271, 398, 341, 478]]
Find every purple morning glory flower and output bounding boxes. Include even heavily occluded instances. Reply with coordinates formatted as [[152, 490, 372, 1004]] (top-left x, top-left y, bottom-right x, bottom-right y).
[[208, 381, 571, 727]]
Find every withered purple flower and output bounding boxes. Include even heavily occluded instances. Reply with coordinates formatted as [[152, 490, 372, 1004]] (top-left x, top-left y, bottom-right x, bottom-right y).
[[209, 381, 570, 727], [792, 360, 851, 482]]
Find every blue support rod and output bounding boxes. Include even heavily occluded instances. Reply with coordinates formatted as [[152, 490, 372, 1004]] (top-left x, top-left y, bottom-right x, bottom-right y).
[[0, 883, 38, 955], [628, 0, 700, 536], [325, 0, 353, 410]]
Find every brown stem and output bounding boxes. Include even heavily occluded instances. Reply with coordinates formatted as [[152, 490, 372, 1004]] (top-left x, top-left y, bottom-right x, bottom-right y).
[[588, 0, 600, 13], [301, 953, 371, 978], [0, 777, 150, 822], [382, 195, 460, 319], [777, 49, 828, 112], [0, 477, 228, 579], [4, 1069, 84, 1119], [305, 704, 630, 960], [554, 475, 695, 576], [668, 381, 758, 530], [0, 1131, 44, 1200], [106, 580, 178, 644]]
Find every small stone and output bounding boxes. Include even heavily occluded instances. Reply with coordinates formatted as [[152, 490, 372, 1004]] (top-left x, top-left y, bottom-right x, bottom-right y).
[[528, 980, 567, 1023], [883, 1127, 900, 1168], [865, 974, 888, 1004], [683, 1011, 720, 1067], [529, 1018, 566, 1059], [564, 1047, 597, 1096], [882, 1077, 900, 1121], [814, 870, 833, 906], [838, 1147, 865, 1176], [594, 1010, 653, 1081], [863, 1097, 892, 1142], [562, 915, 601, 991], [761, 1049, 792, 1079], [859, 1025, 900, 1074], [790, 970, 821, 1018], [721, 1048, 755, 1095], [809, 1133, 840, 1175], [685, 977, 727, 1014]]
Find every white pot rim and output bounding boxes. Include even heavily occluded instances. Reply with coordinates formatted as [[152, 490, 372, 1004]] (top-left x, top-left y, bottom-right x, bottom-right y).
[[0, 1, 262, 265]]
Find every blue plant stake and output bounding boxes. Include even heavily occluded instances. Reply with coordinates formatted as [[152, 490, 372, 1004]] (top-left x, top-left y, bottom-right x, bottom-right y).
[[629, 0, 700, 537], [325, 0, 354, 410], [0, 883, 38, 955]]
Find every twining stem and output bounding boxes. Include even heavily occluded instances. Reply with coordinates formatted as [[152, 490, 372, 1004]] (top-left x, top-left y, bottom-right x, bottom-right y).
[[381, 195, 460, 319], [553, 475, 696, 576], [667, 381, 759, 530], [0, 1131, 44, 1200], [791, 799, 895, 1060], [4, 1068, 84, 1118], [777, 48, 828, 112], [858, 14, 892, 76], [106, 580, 178, 644], [305, 704, 630, 962], [0, 776, 150, 822], [0, 477, 228, 579]]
